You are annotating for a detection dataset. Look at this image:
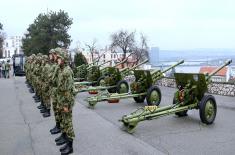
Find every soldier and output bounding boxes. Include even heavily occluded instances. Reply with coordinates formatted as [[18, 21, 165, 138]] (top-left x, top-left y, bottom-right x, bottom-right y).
[[29, 54, 36, 93], [33, 53, 43, 103], [39, 55, 51, 117], [50, 48, 62, 135], [55, 50, 75, 155], [5, 60, 11, 78]]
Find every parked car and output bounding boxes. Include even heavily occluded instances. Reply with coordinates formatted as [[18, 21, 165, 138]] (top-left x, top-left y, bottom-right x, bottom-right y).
[[12, 54, 25, 76]]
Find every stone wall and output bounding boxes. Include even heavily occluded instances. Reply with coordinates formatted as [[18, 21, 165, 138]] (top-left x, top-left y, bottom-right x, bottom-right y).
[[124, 76, 235, 97], [156, 77, 235, 97]]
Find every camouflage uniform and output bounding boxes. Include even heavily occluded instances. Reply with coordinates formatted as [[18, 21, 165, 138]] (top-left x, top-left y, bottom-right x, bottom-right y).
[[5, 61, 11, 78], [34, 54, 43, 100], [40, 55, 51, 117], [27, 55, 34, 86], [57, 55, 75, 138], [55, 49, 75, 154], [50, 48, 63, 134]]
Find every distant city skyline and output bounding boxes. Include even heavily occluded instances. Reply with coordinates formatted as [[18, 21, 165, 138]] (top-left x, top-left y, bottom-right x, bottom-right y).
[[1, 0, 235, 50]]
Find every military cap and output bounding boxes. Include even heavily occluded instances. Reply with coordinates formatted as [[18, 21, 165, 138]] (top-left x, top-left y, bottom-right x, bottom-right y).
[[49, 49, 56, 54], [54, 47, 63, 54], [57, 50, 69, 63]]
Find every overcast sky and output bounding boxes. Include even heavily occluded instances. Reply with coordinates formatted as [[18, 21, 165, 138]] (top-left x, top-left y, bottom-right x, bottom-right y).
[[1, 0, 235, 50]]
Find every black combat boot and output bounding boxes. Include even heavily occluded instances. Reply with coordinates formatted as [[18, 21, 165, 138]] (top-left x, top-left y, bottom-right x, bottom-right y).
[[37, 104, 45, 109], [33, 94, 40, 99], [40, 108, 47, 113], [50, 123, 61, 134], [34, 96, 40, 100], [60, 143, 68, 152], [56, 133, 67, 146], [37, 101, 45, 109], [29, 88, 34, 93], [43, 109, 50, 117], [55, 132, 66, 142], [35, 98, 41, 103], [61, 138, 73, 155]]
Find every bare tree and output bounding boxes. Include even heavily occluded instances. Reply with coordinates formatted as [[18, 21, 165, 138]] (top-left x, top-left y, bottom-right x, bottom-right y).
[[110, 30, 136, 67], [0, 23, 6, 58], [110, 30, 149, 67], [85, 38, 98, 63], [131, 33, 149, 66]]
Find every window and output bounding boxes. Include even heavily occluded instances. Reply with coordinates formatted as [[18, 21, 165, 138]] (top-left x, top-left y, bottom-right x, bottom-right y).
[[6, 43, 8, 47], [8, 50, 10, 58]]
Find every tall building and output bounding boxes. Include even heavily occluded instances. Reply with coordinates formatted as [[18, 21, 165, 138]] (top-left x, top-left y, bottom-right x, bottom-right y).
[[150, 47, 159, 65], [2, 36, 23, 58]]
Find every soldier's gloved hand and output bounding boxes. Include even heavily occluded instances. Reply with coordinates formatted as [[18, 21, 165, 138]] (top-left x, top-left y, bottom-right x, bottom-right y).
[[63, 106, 69, 113]]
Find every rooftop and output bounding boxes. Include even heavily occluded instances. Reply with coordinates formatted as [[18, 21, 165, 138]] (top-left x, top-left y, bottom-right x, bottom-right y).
[[199, 66, 228, 76]]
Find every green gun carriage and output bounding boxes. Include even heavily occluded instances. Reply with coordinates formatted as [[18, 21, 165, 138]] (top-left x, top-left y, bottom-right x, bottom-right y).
[[75, 59, 148, 94], [75, 53, 107, 82], [86, 60, 184, 108], [119, 59, 232, 133]]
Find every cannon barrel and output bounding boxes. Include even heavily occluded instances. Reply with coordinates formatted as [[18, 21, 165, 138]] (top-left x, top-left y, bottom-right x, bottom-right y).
[[151, 59, 184, 79], [87, 60, 112, 70], [76, 64, 87, 70], [120, 59, 148, 74], [114, 58, 128, 67], [162, 59, 184, 74], [88, 52, 107, 66], [206, 59, 232, 81], [76, 52, 107, 69], [130, 59, 148, 70]]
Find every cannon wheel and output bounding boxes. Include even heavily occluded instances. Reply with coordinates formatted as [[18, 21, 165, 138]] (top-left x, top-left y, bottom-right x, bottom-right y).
[[107, 87, 117, 93], [146, 86, 161, 106], [116, 80, 129, 94], [173, 98, 188, 117], [133, 95, 146, 103], [199, 95, 217, 124], [97, 76, 106, 86]]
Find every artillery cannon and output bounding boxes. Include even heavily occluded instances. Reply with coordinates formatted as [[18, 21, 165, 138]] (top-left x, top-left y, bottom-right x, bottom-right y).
[[75, 53, 106, 81], [119, 59, 232, 133], [74, 58, 129, 93], [97, 59, 149, 92], [86, 60, 184, 108]]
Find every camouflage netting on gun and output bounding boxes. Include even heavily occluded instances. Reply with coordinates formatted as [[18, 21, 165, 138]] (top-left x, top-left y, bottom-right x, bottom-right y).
[[87, 66, 101, 82], [104, 67, 122, 86], [130, 70, 153, 94], [76, 64, 87, 80]]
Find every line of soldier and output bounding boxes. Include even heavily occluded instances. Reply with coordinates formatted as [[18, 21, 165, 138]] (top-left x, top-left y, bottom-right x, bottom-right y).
[[24, 48, 76, 155]]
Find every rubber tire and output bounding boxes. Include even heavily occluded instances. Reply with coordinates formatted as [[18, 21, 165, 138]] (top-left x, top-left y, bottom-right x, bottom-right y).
[[97, 76, 106, 86], [116, 80, 129, 94], [133, 95, 146, 103], [146, 86, 162, 106], [107, 87, 117, 93], [173, 98, 188, 117], [199, 95, 217, 124]]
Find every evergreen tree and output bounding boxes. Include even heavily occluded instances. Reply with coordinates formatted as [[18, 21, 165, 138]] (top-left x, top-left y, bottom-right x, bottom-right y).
[[74, 52, 88, 67], [22, 10, 73, 56]]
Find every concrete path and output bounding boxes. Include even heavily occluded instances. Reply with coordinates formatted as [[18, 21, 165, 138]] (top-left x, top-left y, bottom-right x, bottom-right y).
[[0, 76, 165, 155]]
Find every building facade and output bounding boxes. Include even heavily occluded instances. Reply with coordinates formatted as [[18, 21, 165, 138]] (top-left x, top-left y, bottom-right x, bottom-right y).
[[80, 47, 133, 67], [2, 36, 23, 58]]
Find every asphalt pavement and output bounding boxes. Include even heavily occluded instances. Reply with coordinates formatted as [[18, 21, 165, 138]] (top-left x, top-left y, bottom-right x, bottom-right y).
[[0, 76, 235, 155]]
